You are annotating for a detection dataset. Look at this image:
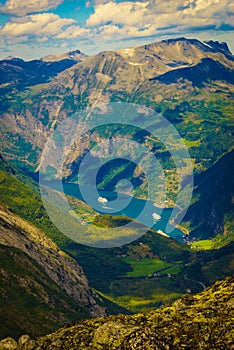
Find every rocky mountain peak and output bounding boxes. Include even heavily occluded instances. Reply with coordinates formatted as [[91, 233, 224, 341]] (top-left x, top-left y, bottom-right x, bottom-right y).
[[204, 40, 233, 56], [41, 49, 87, 62], [2, 56, 24, 62]]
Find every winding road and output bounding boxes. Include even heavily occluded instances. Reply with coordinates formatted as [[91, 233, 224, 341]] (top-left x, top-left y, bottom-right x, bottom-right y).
[[184, 273, 206, 290]]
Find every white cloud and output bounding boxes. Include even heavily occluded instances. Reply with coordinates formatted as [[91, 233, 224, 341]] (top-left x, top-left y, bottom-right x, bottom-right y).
[[183, 0, 222, 13], [0, 13, 75, 36], [86, 0, 234, 40], [56, 25, 91, 39], [86, 0, 109, 8], [37, 36, 48, 42], [5, 35, 29, 44], [0, 0, 64, 16], [96, 23, 157, 41], [0, 0, 233, 60], [61, 41, 67, 48], [87, 1, 150, 27]]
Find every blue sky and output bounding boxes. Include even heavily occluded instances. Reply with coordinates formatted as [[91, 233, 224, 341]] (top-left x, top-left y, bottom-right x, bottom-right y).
[[0, 0, 233, 60]]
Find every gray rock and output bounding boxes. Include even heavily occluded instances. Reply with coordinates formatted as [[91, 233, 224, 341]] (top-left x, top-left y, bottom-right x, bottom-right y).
[[0, 337, 18, 350], [21, 340, 36, 350], [18, 335, 30, 346]]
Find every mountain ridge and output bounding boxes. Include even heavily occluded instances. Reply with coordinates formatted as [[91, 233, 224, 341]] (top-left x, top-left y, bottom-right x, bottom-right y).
[[0, 49, 87, 89], [41, 49, 87, 62], [0, 37, 233, 245], [1, 275, 233, 349], [0, 201, 106, 338], [183, 149, 234, 240], [0, 203, 105, 317], [0, 36, 233, 346], [150, 57, 234, 86]]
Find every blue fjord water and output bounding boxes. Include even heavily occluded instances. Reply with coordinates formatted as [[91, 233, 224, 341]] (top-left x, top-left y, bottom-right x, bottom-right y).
[[46, 181, 184, 241]]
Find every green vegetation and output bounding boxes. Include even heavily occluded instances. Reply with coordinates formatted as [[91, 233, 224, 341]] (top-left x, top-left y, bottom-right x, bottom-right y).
[[191, 239, 214, 250], [0, 244, 86, 340], [93, 214, 132, 228], [0, 154, 233, 319], [0, 39, 234, 344], [184, 242, 234, 286], [182, 138, 201, 148], [124, 257, 171, 277], [183, 150, 234, 241], [212, 231, 234, 248], [191, 234, 234, 250], [3, 276, 232, 349], [0, 156, 192, 313], [98, 287, 181, 313]]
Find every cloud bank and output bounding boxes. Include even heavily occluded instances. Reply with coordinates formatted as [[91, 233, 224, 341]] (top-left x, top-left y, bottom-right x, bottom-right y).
[[0, 0, 64, 16], [0, 0, 233, 59]]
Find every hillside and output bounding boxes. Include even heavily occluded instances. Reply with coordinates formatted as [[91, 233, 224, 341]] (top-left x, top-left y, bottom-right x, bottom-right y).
[[0, 37, 233, 340], [1, 276, 233, 349], [0, 50, 86, 88], [183, 149, 234, 240], [0, 154, 193, 312], [0, 153, 108, 339], [0, 154, 233, 316], [0, 202, 106, 339], [0, 38, 233, 175], [151, 57, 234, 86], [0, 38, 233, 233], [0, 243, 87, 339]]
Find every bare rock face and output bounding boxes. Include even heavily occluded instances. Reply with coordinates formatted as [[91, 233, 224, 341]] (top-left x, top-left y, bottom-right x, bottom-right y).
[[18, 336, 35, 350], [0, 338, 18, 350], [2, 276, 231, 349], [1, 38, 233, 173], [0, 203, 106, 340], [0, 335, 35, 350], [0, 205, 105, 317], [0, 204, 106, 318]]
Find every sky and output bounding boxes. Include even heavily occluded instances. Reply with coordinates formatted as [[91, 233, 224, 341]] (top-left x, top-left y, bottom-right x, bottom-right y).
[[0, 0, 233, 60]]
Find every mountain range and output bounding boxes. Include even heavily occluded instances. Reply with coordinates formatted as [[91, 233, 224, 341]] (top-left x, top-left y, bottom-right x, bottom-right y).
[[0, 50, 86, 88], [0, 123, 233, 340], [0, 37, 233, 344], [0, 37, 233, 238]]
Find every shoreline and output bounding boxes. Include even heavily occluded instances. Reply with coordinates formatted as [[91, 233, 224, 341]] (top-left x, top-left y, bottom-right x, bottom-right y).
[[175, 224, 190, 235], [57, 181, 189, 238]]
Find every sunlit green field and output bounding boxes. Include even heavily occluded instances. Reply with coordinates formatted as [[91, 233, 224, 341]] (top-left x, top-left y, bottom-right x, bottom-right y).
[[191, 240, 214, 250], [124, 257, 171, 277]]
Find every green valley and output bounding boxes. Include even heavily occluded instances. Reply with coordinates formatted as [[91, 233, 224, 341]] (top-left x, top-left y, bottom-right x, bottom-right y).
[[0, 154, 233, 321], [0, 37, 233, 345]]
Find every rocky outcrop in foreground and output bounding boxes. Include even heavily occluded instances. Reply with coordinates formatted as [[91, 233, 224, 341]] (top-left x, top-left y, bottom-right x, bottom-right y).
[[1, 276, 233, 349], [0, 204, 105, 317], [0, 203, 106, 338]]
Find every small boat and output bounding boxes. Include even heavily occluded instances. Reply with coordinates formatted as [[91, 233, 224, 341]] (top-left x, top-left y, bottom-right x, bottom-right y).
[[152, 212, 161, 221], [98, 196, 108, 203]]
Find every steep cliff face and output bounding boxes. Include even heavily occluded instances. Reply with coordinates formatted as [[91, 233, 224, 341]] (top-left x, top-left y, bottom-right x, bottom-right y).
[[0, 204, 104, 314], [0, 204, 106, 338], [48, 37, 234, 95], [0, 244, 85, 339], [1, 276, 233, 349], [1, 38, 233, 174], [183, 150, 234, 240]]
